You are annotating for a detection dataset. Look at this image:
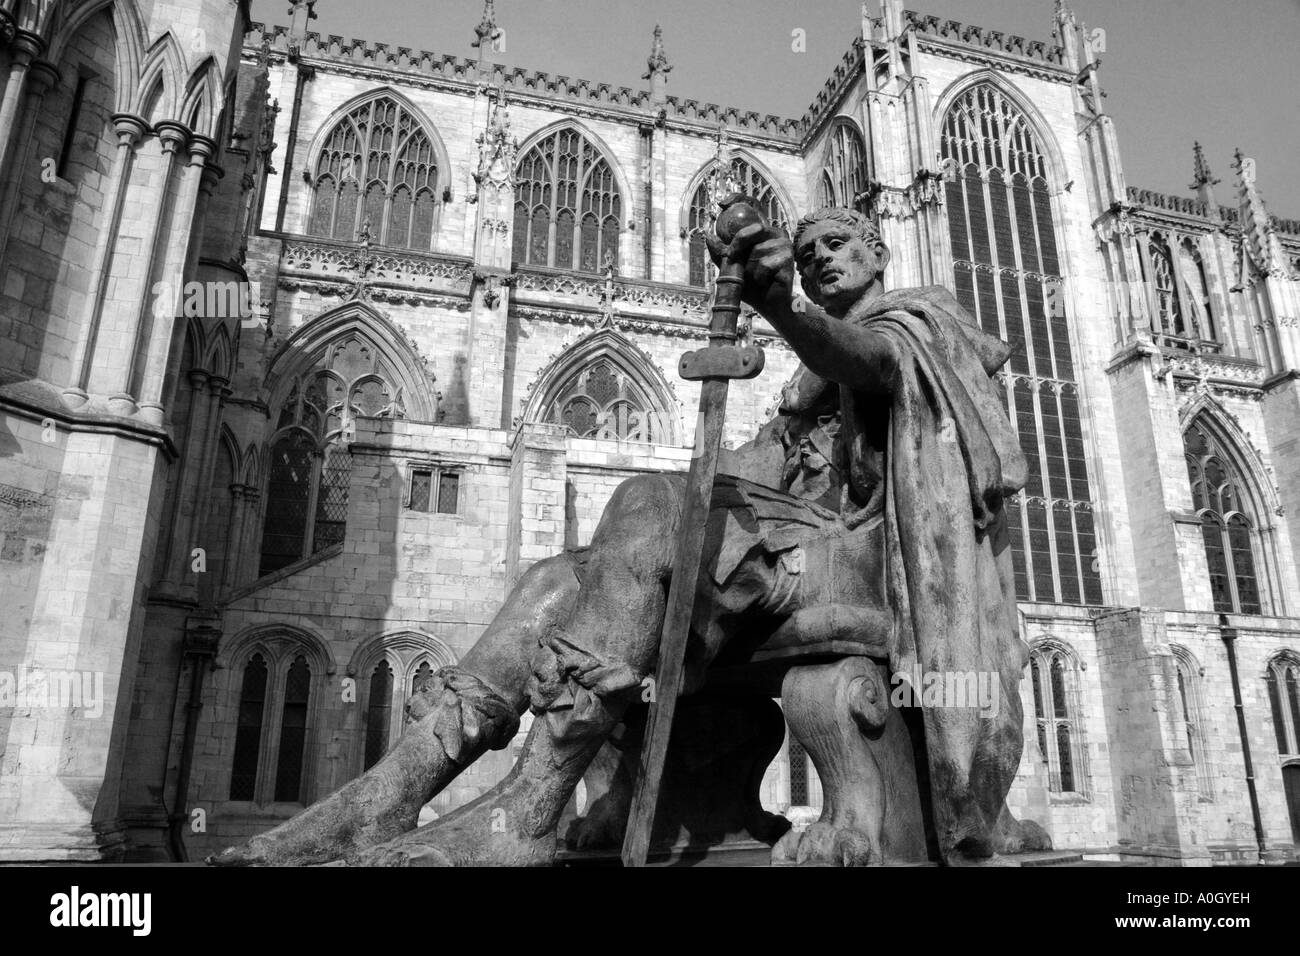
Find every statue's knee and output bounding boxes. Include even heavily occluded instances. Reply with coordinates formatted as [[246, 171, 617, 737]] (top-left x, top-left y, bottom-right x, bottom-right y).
[[513, 552, 580, 601], [606, 474, 681, 520]]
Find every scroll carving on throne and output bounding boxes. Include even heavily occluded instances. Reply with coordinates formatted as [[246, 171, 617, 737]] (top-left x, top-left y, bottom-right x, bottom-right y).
[[211, 197, 1050, 867]]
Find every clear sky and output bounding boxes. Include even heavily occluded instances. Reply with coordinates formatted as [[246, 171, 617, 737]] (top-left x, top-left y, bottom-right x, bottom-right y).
[[252, 0, 1299, 213]]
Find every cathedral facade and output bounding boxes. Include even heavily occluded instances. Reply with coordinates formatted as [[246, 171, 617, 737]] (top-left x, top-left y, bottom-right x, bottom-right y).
[[2, 0, 1300, 864]]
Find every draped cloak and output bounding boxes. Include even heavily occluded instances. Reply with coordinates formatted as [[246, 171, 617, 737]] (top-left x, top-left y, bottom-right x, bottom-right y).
[[831, 285, 1029, 858]]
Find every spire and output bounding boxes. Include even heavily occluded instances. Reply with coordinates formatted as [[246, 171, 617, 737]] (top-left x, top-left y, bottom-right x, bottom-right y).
[[643, 24, 672, 103], [1189, 141, 1220, 211], [472, 0, 503, 58], [1190, 141, 1218, 189], [1233, 149, 1288, 280]]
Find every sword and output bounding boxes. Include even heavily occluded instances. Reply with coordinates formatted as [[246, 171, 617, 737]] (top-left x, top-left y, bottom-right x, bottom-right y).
[[621, 195, 767, 867]]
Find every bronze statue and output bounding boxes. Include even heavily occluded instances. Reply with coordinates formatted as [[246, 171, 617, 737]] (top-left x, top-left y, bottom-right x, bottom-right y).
[[211, 199, 1048, 867]]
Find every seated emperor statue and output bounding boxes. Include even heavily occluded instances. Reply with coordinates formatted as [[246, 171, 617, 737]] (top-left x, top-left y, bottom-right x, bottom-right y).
[[212, 202, 1043, 867]]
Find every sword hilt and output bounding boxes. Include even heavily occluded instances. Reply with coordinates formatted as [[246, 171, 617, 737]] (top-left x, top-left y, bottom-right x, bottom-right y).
[[680, 195, 767, 380]]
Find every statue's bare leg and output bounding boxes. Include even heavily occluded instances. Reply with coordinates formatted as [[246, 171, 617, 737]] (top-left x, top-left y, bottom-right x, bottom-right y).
[[207, 553, 582, 866], [354, 475, 682, 866]]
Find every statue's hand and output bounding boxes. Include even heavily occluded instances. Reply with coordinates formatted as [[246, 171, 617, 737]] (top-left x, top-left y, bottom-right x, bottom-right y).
[[704, 217, 796, 316]]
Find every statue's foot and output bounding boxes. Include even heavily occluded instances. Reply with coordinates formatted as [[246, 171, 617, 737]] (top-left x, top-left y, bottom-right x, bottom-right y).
[[206, 774, 420, 867], [772, 820, 881, 867], [353, 783, 557, 867], [564, 795, 628, 851], [992, 813, 1052, 854]]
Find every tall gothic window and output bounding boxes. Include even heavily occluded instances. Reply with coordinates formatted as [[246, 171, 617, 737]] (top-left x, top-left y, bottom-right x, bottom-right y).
[[1184, 418, 1263, 614], [364, 660, 394, 771], [544, 356, 665, 443], [1173, 649, 1213, 796], [687, 156, 790, 288], [309, 96, 440, 249], [1265, 655, 1300, 757], [274, 656, 312, 802], [1141, 232, 1218, 348], [1029, 645, 1085, 794], [259, 335, 405, 576], [817, 121, 869, 213], [226, 643, 318, 805], [942, 82, 1103, 605], [512, 127, 621, 272], [228, 654, 268, 801], [1178, 237, 1216, 343], [1147, 233, 1186, 338]]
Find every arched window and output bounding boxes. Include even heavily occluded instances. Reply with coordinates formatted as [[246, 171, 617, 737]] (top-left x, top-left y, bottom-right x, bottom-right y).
[[686, 156, 790, 288], [364, 660, 394, 771], [818, 121, 869, 213], [1173, 648, 1213, 796], [1178, 237, 1216, 343], [1028, 645, 1086, 794], [274, 655, 312, 802], [259, 334, 405, 576], [545, 357, 664, 443], [344, 630, 455, 775], [225, 641, 321, 805], [1147, 233, 1185, 338], [1183, 418, 1263, 614], [942, 82, 1102, 605], [309, 96, 440, 249], [229, 654, 268, 801], [512, 127, 621, 273], [411, 660, 435, 696], [1265, 656, 1300, 757]]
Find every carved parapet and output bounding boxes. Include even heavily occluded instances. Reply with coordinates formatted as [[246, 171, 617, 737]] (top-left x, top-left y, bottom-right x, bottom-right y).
[[1125, 186, 1211, 220], [280, 238, 475, 300], [797, 38, 866, 140]]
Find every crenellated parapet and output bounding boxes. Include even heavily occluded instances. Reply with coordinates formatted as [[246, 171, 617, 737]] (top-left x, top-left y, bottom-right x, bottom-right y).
[[246, 21, 804, 144], [896, 8, 1070, 81], [797, 38, 866, 143]]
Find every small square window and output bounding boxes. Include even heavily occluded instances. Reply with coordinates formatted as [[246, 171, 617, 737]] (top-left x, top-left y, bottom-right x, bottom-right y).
[[436, 472, 459, 515], [408, 468, 461, 514], [409, 469, 432, 512]]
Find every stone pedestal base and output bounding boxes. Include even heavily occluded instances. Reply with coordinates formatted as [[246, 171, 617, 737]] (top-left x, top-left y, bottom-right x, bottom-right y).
[[0, 820, 126, 862]]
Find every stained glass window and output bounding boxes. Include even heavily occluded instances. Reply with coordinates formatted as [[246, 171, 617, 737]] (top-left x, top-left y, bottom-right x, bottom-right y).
[[687, 156, 790, 288], [513, 127, 620, 273], [364, 660, 394, 771], [1183, 418, 1263, 614], [229, 654, 268, 800], [1029, 647, 1084, 793], [310, 96, 439, 249], [942, 82, 1103, 606]]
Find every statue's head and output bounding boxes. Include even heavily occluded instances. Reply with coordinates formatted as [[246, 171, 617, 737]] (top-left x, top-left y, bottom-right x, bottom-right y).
[[793, 207, 890, 315]]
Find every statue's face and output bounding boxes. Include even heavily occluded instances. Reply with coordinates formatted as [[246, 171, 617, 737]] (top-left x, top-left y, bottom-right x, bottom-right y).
[[795, 221, 890, 314]]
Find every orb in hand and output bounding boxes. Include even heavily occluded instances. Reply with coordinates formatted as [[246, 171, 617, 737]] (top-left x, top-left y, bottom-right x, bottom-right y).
[[715, 200, 765, 243]]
